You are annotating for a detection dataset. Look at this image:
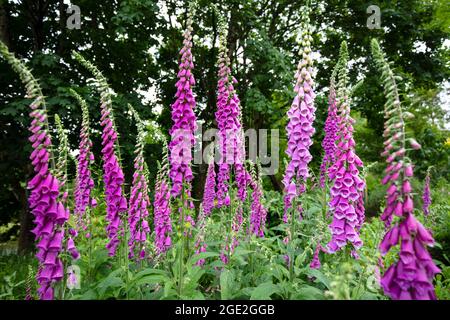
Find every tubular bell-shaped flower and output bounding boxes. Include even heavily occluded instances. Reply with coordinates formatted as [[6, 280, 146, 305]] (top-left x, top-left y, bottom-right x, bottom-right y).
[[282, 9, 316, 221], [0, 42, 71, 300], [249, 160, 268, 237], [154, 140, 172, 254], [73, 51, 127, 256], [54, 115, 80, 260], [168, 11, 197, 199], [71, 89, 96, 229], [372, 39, 440, 300], [326, 42, 366, 254], [214, 21, 249, 208], [202, 152, 216, 216], [128, 105, 151, 259], [319, 65, 339, 188]]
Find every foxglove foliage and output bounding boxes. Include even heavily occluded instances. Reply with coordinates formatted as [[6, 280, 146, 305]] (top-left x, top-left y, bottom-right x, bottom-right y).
[[319, 66, 339, 188], [372, 39, 440, 300], [154, 141, 172, 254], [73, 52, 127, 256], [422, 169, 432, 216], [0, 43, 70, 300], [128, 106, 151, 259], [326, 42, 366, 254], [71, 90, 96, 226], [169, 13, 197, 198], [282, 10, 316, 220]]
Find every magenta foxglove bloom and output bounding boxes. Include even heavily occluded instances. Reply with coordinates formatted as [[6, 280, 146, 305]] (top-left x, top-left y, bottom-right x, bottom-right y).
[[371, 39, 440, 300], [202, 160, 216, 216], [73, 51, 127, 257], [326, 42, 365, 254], [249, 178, 267, 238], [319, 68, 339, 188], [73, 93, 95, 229], [422, 170, 431, 216], [128, 117, 151, 259], [27, 100, 69, 300], [100, 102, 128, 256], [310, 243, 324, 269], [154, 177, 172, 254], [169, 16, 197, 198], [282, 17, 316, 220], [215, 34, 249, 208]]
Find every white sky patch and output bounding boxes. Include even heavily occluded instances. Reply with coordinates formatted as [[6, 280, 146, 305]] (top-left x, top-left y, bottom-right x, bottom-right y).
[[413, 40, 427, 53]]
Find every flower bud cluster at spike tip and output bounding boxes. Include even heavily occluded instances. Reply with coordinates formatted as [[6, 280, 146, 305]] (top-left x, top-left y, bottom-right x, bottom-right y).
[[0, 43, 71, 300], [128, 107, 151, 259], [282, 8, 316, 219], [214, 24, 250, 208], [169, 13, 197, 197], [326, 41, 366, 254], [202, 159, 216, 216], [72, 90, 96, 228], [54, 114, 69, 189], [371, 39, 440, 300], [422, 169, 431, 216], [153, 142, 172, 254], [319, 65, 339, 188]]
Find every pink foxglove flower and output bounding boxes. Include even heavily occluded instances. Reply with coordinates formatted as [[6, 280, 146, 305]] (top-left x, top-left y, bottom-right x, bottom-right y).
[[128, 107, 151, 259], [169, 15, 197, 198], [249, 164, 268, 237], [71, 90, 95, 231], [282, 13, 316, 221], [100, 103, 127, 256], [326, 42, 365, 254], [319, 67, 339, 188], [215, 30, 249, 208], [72, 51, 128, 257], [0, 45, 74, 300], [310, 243, 324, 269], [202, 160, 216, 216], [372, 39, 440, 300], [153, 142, 172, 254]]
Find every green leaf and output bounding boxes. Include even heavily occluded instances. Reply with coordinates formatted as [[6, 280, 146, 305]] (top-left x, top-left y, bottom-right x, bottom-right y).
[[306, 269, 331, 289], [187, 251, 220, 266], [220, 269, 235, 300], [134, 274, 167, 286], [294, 285, 324, 300], [250, 282, 279, 300]]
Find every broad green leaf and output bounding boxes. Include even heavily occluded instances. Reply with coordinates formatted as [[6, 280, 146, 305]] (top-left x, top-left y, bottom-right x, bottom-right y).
[[220, 269, 235, 300], [250, 282, 279, 300]]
